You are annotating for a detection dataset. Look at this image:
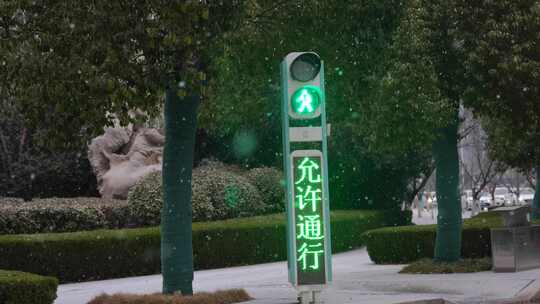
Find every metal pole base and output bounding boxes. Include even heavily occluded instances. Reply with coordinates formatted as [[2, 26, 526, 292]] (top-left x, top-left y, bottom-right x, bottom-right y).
[[298, 290, 323, 304], [312, 290, 323, 304]]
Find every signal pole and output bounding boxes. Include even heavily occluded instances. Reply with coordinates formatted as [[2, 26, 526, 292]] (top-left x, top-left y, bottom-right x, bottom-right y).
[[281, 52, 332, 304]]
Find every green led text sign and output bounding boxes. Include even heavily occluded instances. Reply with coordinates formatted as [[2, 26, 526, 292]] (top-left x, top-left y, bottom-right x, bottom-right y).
[[281, 52, 331, 289], [291, 85, 321, 116], [293, 154, 326, 285]]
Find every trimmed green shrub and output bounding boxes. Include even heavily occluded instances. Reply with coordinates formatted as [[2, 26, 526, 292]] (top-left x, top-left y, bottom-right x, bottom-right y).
[[0, 209, 408, 283], [0, 197, 128, 234], [362, 212, 504, 264], [125, 172, 163, 226], [0, 270, 58, 304], [128, 165, 265, 224], [399, 257, 492, 274], [197, 158, 243, 173], [244, 167, 285, 213], [192, 165, 265, 220]]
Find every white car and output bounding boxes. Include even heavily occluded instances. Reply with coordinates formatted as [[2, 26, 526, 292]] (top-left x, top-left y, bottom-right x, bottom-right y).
[[519, 188, 535, 205], [479, 192, 492, 207], [493, 187, 509, 206]]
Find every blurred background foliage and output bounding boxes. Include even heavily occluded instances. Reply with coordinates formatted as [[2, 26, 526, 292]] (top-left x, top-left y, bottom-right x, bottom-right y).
[[199, 0, 430, 210], [0, 100, 98, 199], [2, 0, 536, 211]]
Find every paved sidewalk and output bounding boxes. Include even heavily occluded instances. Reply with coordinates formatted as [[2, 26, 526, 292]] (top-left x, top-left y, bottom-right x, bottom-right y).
[[56, 248, 540, 304]]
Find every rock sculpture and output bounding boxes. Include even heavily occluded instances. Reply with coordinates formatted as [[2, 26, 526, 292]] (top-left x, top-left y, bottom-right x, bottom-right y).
[[88, 124, 165, 199]]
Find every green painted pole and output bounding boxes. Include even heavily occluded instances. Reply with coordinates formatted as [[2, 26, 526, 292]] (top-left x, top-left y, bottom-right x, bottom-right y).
[[281, 60, 296, 284], [433, 121, 462, 262], [532, 162, 540, 220], [161, 89, 199, 295]]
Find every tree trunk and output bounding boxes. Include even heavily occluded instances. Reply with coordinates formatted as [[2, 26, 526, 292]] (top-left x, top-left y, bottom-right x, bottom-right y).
[[433, 122, 462, 262], [533, 162, 540, 220], [161, 90, 199, 295]]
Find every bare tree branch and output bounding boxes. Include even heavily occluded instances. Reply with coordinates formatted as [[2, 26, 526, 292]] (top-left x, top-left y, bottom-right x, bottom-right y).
[[405, 161, 435, 205]]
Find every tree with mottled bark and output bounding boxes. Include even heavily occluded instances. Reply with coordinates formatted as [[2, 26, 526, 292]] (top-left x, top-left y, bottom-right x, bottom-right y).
[[452, 0, 540, 218]]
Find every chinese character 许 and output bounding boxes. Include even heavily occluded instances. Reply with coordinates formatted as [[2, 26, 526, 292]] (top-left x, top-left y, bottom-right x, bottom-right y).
[[296, 185, 322, 212]]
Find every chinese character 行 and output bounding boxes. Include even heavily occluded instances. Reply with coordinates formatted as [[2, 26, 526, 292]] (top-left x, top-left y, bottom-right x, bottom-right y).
[[297, 242, 324, 270]]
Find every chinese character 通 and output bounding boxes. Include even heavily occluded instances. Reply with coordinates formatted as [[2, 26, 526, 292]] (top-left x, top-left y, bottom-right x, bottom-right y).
[[297, 215, 324, 240]]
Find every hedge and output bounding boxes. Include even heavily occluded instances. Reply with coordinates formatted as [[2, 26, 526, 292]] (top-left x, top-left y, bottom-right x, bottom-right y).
[[0, 209, 409, 283], [362, 212, 510, 264], [0, 270, 58, 304], [0, 163, 277, 234], [0, 197, 128, 234]]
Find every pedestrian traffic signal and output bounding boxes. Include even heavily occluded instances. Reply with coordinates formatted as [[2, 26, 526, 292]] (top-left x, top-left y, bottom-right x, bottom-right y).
[[281, 52, 332, 292], [291, 85, 321, 116], [283, 52, 323, 119]]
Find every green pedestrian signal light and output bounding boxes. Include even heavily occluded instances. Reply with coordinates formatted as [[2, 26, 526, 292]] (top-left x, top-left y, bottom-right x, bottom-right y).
[[291, 86, 321, 116], [283, 52, 324, 119]]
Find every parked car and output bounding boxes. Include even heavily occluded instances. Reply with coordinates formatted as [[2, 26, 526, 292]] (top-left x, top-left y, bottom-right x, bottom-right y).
[[479, 192, 492, 206], [519, 188, 535, 205], [493, 187, 509, 206]]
